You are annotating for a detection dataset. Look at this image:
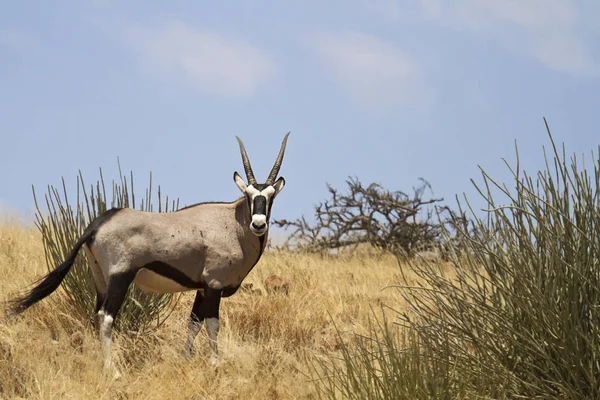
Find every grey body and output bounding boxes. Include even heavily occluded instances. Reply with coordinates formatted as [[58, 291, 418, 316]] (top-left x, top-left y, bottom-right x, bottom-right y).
[[87, 198, 265, 295], [9, 133, 290, 373]]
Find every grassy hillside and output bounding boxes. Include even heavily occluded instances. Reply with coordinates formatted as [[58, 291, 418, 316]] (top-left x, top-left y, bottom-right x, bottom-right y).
[[0, 219, 421, 399]]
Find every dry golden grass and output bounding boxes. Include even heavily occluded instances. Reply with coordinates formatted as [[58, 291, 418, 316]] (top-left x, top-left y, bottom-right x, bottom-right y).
[[0, 220, 427, 400]]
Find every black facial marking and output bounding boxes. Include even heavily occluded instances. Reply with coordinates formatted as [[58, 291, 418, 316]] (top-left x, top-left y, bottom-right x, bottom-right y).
[[267, 197, 275, 220], [245, 184, 270, 214], [253, 196, 267, 216], [142, 261, 204, 289]]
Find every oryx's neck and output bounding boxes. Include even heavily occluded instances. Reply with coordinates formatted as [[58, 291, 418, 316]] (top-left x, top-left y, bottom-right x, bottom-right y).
[[233, 197, 268, 258], [182, 196, 268, 264]]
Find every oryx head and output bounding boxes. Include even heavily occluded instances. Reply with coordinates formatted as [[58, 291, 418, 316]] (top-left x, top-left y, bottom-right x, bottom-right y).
[[233, 133, 290, 236]]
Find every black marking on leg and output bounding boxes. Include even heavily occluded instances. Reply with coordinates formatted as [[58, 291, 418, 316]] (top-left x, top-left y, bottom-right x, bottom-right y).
[[142, 261, 204, 289], [101, 269, 137, 319], [188, 286, 221, 325], [190, 290, 205, 324], [199, 286, 222, 320]]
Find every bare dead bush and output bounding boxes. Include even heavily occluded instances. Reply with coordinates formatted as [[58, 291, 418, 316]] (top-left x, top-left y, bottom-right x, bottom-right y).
[[274, 177, 449, 257]]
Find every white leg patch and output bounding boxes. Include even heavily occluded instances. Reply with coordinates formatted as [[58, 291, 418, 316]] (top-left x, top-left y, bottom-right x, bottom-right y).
[[99, 313, 114, 369], [206, 317, 220, 367], [96, 310, 104, 333]]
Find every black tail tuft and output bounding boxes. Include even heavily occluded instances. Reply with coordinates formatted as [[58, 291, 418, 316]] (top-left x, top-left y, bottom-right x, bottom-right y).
[[5, 208, 122, 317], [7, 258, 75, 316], [6, 225, 100, 317]]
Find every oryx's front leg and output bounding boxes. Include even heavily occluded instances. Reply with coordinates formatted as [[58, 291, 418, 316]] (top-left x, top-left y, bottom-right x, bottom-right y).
[[183, 289, 205, 359], [183, 287, 222, 367]]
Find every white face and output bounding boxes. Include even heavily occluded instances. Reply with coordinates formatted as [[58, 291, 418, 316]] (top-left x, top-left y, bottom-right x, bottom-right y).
[[234, 172, 285, 237], [245, 185, 275, 236]]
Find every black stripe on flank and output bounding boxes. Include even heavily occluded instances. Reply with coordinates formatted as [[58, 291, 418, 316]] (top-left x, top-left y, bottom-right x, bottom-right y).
[[142, 261, 204, 289]]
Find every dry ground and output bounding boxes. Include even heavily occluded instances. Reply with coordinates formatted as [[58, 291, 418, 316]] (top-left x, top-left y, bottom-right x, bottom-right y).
[[0, 217, 427, 400]]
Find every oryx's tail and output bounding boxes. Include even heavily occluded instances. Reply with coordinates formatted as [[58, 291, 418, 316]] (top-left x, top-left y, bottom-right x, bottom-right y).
[[7, 208, 121, 316], [7, 231, 92, 315]]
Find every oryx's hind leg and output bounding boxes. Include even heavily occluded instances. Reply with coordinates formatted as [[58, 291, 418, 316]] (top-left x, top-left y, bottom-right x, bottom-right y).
[[97, 268, 137, 373], [84, 247, 107, 331], [183, 287, 222, 367]]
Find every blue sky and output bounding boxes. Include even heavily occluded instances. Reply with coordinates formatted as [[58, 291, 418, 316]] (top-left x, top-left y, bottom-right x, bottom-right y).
[[1, 1, 599, 230]]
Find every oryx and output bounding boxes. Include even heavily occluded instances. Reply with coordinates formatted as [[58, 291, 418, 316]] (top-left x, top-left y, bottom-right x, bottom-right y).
[[9, 133, 290, 370]]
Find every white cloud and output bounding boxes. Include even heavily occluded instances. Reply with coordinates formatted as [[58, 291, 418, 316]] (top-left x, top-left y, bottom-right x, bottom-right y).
[[311, 30, 430, 112], [416, 0, 595, 74], [127, 21, 277, 99]]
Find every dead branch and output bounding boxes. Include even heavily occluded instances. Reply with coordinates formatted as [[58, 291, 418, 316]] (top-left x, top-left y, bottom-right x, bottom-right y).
[[274, 177, 449, 257]]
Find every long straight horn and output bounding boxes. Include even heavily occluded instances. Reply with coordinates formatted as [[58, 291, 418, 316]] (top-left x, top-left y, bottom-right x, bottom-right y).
[[236, 136, 257, 185], [266, 132, 291, 185]]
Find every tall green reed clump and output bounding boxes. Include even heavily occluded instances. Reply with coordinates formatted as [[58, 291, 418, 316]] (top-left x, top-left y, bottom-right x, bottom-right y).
[[308, 316, 473, 400], [33, 163, 179, 332], [310, 120, 600, 398]]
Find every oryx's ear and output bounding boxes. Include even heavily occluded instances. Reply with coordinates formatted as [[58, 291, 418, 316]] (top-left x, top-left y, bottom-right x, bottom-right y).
[[233, 171, 247, 192], [273, 176, 285, 195]]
